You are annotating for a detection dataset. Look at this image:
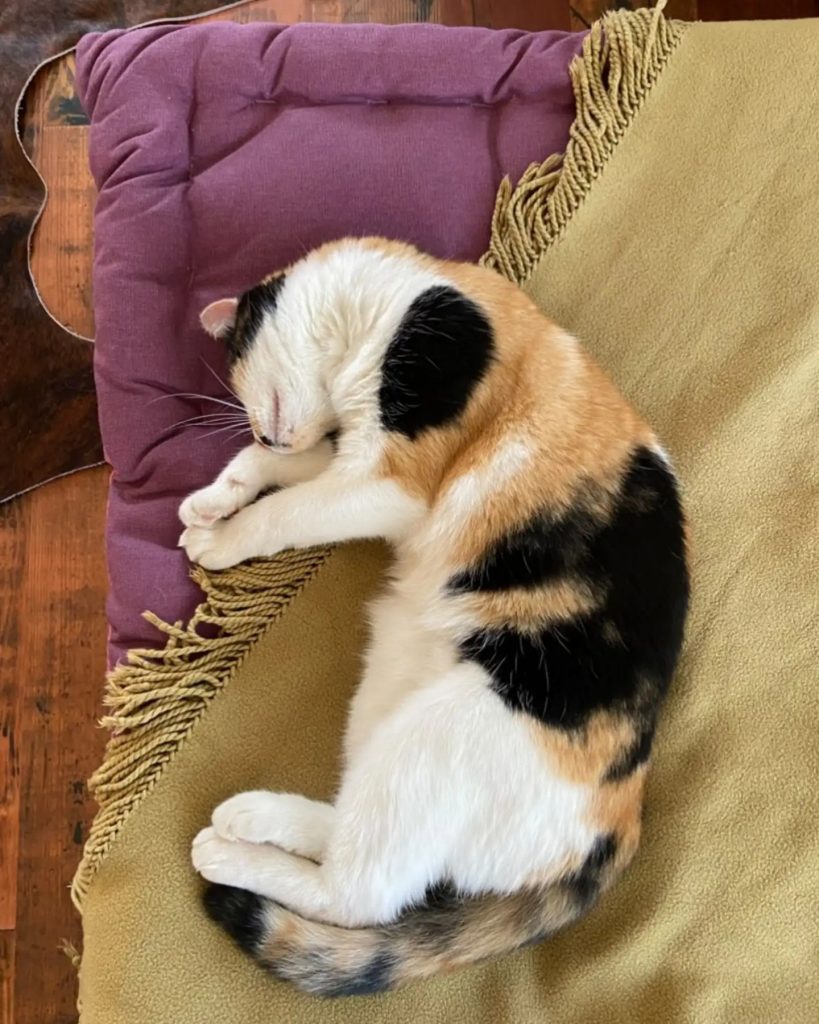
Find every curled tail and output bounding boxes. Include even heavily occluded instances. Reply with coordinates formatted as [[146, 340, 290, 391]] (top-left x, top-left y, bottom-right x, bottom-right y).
[[203, 835, 621, 997]]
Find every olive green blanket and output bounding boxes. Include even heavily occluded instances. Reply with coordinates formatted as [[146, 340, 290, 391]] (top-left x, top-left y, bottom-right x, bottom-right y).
[[74, 10, 819, 1023]]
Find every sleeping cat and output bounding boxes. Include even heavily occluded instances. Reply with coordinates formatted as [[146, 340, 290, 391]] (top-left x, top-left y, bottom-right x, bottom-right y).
[[181, 237, 689, 996]]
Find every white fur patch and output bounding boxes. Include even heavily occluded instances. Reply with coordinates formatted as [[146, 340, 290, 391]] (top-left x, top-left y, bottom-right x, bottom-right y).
[[438, 437, 534, 525]]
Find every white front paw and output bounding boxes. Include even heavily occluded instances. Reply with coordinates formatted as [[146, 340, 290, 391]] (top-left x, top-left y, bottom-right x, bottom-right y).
[[179, 521, 247, 570], [179, 481, 245, 528]]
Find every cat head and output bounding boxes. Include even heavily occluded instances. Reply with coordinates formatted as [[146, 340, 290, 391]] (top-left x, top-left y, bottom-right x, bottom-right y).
[[200, 269, 337, 454], [199, 238, 438, 454]]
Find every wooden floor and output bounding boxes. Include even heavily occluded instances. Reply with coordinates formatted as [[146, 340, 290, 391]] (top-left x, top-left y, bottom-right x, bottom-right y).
[[1, 1, 813, 1021]]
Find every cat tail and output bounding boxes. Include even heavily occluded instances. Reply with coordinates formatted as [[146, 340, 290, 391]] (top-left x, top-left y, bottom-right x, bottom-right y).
[[203, 838, 619, 996]]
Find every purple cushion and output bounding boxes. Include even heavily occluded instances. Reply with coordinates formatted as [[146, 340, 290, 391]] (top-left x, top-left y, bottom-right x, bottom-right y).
[[75, 21, 583, 665]]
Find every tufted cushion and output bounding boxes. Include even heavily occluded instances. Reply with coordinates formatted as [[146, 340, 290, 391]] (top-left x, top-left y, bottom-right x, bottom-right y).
[[75, 21, 583, 664]]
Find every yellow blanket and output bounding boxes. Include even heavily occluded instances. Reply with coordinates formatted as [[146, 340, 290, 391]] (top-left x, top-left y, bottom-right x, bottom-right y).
[[75, 10, 819, 1022]]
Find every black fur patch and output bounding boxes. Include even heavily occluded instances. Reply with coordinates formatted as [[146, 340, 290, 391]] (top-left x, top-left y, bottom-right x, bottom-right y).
[[398, 880, 465, 954], [202, 883, 266, 955], [459, 448, 689, 730], [449, 505, 599, 593], [379, 285, 494, 439], [224, 274, 287, 364], [566, 833, 618, 908]]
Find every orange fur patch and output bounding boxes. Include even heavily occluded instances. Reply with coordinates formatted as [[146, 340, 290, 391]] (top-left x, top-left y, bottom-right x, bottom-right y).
[[460, 578, 601, 633], [529, 712, 647, 869], [529, 712, 637, 785]]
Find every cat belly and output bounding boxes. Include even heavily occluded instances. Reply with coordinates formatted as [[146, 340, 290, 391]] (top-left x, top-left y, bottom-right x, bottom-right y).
[[342, 588, 456, 765]]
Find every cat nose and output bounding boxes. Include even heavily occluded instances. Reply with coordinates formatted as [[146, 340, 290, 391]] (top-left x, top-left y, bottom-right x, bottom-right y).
[[258, 433, 290, 450]]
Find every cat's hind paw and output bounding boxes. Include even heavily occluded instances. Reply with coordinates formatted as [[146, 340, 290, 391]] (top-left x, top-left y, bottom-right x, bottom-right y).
[[212, 791, 282, 845]]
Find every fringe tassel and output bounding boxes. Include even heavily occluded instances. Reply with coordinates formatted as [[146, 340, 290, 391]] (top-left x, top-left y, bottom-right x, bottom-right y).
[[72, 3, 688, 914], [71, 549, 329, 909], [59, 938, 82, 968], [481, 2, 687, 284]]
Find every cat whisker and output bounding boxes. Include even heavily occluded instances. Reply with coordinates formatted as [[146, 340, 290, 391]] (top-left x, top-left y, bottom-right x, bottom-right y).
[[172, 411, 246, 425], [193, 423, 255, 442], [200, 358, 242, 402], [149, 391, 245, 411], [157, 413, 248, 436], [226, 427, 254, 442]]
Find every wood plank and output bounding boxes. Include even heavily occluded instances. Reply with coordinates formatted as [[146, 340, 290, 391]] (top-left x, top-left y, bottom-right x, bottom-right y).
[[473, 0, 572, 30], [355, 0, 473, 21], [9, 469, 108, 1024], [205, 0, 310, 22], [570, 1, 698, 30], [0, 932, 14, 1024], [27, 125, 95, 339], [23, 55, 94, 339], [698, 0, 815, 16], [0, 498, 24, 935], [206, 0, 476, 22]]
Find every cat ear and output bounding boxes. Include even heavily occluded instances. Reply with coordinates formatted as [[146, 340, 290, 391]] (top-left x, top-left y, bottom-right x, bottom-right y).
[[200, 297, 239, 338]]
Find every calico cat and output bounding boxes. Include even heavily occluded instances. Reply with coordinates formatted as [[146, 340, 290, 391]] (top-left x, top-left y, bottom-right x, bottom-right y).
[[182, 237, 689, 996]]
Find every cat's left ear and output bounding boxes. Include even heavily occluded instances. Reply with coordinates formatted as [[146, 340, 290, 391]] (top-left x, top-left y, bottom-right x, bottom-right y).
[[200, 297, 239, 338]]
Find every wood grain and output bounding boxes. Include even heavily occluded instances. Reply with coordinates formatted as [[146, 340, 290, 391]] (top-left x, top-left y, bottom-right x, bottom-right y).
[[698, 0, 816, 16], [570, 1, 698, 29], [0, 498, 24, 936], [0, 934, 13, 1024], [1, 469, 109, 1024], [8, 470, 109, 1024], [570, 0, 817, 28], [474, 0, 571, 30], [24, 58, 95, 339]]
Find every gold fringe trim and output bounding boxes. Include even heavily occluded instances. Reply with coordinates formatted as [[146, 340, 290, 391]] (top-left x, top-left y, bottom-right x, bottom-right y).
[[71, 549, 329, 909], [481, 2, 687, 284], [72, 2, 688, 914]]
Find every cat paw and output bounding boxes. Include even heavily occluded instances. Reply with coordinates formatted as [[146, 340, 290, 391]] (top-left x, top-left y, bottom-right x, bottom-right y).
[[192, 826, 244, 884], [212, 791, 280, 844], [179, 521, 247, 570], [192, 825, 293, 894], [179, 481, 245, 528], [212, 792, 333, 860]]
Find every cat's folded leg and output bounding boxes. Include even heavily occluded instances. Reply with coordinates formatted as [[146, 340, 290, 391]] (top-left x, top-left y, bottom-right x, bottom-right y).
[[179, 472, 423, 570], [192, 665, 491, 927], [179, 438, 335, 529]]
